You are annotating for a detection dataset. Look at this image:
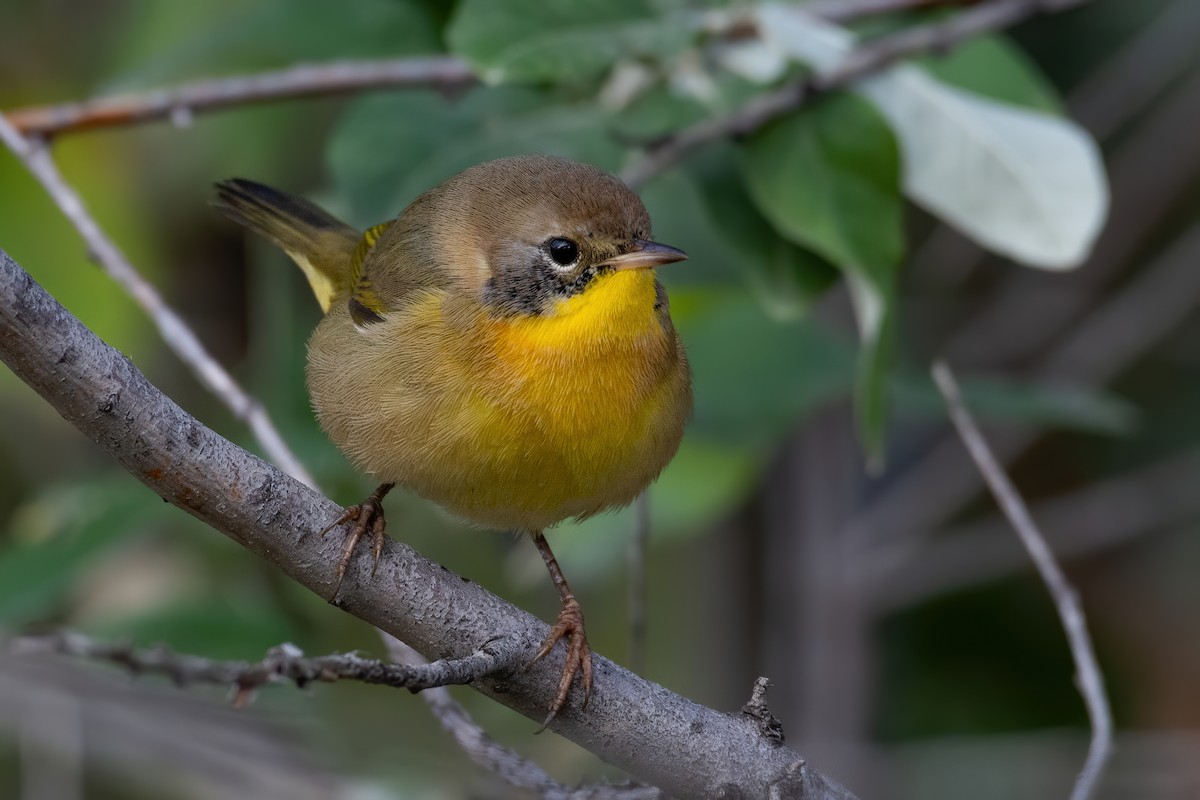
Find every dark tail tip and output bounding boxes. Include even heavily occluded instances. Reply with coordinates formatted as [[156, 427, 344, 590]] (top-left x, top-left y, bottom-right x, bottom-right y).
[[212, 178, 348, 234]]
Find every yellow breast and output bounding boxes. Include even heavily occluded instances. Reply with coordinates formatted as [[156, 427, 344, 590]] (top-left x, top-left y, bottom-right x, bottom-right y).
[[461, 269, 690, 529], [308, 269, 691, 532]]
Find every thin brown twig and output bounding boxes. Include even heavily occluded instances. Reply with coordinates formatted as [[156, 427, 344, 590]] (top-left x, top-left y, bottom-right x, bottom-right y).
[[5, 57, 477, 139], [1, 2, 974, 140], [11, 631, 524, 706], [808, 0, 982, 23], [932, 361, 1113, 800], [383, 636, 663, 800], [620, 0, 1093, 188], [0, 112, 315, 487]]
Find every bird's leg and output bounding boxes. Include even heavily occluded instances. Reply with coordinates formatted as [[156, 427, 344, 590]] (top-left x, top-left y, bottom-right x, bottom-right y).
[[528, 531, 593, 729], [320, 482, 394, 599]]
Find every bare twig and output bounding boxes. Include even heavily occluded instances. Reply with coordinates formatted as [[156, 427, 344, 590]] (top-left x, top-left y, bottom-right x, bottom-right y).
[[5, 57, 476, 138], [384, 637, 664, 800], [1067, 0, 1200, 141], [11, 631, 524, 705], [0, 246, 857, 800], [1, 3, 980, 140], [621, 0, 1093, 188], [0, 112, 315, 487], [1, 653, 345, 798], [807, 0, 981, 24], [932, 362, 1113, 800], [854, 217, 1200, 558]]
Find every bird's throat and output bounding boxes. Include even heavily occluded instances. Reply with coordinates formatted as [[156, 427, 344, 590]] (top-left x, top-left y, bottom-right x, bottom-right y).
[[498, 268, 664, 352]]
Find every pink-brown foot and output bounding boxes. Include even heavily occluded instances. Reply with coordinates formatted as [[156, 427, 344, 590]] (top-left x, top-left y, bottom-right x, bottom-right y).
[[529, 596, 593, 731], [320, 482, 393, 599]]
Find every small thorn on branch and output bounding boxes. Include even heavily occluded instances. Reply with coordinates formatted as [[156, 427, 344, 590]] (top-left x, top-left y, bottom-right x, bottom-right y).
[[741, 676, 785, 743]]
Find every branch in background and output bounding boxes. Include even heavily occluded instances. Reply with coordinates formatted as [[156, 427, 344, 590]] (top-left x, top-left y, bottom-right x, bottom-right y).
[[0, 246, 857, 800], [0, 112, 315, 487], [384, 637, 664, 800], [852, 216, 1200, 559], [932, 362, 1113, 800], [865, 227, 1200, 605], [4, 0, 1075, 158], [809, 0, 983, 24], [907, 0, 1199, 294], [11, 631, 524, 706], [867, 450, 1200, 612], [5, 57, 477, 139], [621, 0, 1093, 188], [0, 652, 348, 798]]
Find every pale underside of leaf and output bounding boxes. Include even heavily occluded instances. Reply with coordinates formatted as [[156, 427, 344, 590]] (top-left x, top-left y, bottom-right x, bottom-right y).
[[754, 4, 1110, 270]]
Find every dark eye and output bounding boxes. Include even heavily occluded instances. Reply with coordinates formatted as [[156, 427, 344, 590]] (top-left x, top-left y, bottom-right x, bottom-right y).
[[547, 237, 580, 267]]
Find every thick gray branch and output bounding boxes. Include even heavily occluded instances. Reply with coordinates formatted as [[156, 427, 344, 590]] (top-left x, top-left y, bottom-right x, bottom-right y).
[[0, 247, 857, 799]]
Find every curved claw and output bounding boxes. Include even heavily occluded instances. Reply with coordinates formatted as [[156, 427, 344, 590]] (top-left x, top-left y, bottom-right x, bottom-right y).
[[320, 483, 393, 600], [528, 597, 592, 731]]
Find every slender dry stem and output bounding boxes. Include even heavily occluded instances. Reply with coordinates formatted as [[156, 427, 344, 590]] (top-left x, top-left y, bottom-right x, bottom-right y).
[[621, 0, 1093, 188], [932, 361, 1113, 800], [6, 57, 476, 138], [384, 636, 664, 800], [12, 631, 524, 700], [0, 112, 315, 487]]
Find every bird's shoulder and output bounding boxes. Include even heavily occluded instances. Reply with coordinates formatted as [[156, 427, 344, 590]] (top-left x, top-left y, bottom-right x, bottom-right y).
[[343, 209, 464, 325]]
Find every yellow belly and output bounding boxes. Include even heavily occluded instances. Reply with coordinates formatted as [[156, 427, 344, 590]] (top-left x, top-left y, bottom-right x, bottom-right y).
[[307, 269, 691, 532]]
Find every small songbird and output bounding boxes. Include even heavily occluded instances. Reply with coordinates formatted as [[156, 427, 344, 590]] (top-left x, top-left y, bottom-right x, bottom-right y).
[[215, 155, 692, 725]]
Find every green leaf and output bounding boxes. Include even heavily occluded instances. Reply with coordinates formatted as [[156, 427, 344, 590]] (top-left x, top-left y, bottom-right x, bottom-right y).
[[739, 92, 904, 461], [917, 36, 1063, 114], [637, 169, 749, 287], [328, 88, 623, 223], [739, 94, 904, 269], [105, 0, 440, 90], [676, 290, 857, 448], [757, 5, 1107, 270], [447, 0, 691, 84], [691, 147, 839, 319], [611, 84, 710, 141]]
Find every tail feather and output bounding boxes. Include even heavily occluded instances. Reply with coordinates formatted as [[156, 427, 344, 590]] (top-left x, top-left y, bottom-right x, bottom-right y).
[[214, 179, 359, 311]]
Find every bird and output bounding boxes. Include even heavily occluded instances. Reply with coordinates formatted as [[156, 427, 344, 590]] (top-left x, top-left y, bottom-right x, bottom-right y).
[[214, 155, 692, 726]]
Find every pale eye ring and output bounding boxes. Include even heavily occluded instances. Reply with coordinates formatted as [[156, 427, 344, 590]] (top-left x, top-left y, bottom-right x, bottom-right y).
[[546, 237, 580, 267]]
